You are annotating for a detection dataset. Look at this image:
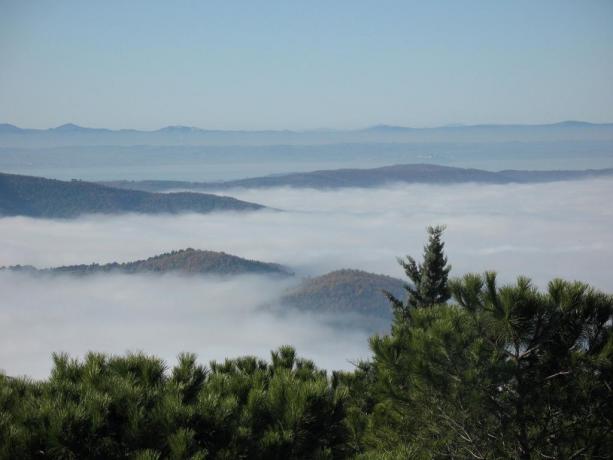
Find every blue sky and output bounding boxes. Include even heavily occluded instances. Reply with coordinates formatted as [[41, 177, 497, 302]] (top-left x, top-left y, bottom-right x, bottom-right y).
[[1, 0, 612, 130]]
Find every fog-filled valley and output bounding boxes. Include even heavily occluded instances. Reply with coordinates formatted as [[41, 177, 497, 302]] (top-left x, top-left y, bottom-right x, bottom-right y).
[[3, 178, 612, 379], [3, 2, 613, 456], [0, 272, 377, 379]]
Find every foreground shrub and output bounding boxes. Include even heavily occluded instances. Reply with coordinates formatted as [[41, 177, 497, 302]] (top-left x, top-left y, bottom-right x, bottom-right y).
[[0, 346, 349, 459]]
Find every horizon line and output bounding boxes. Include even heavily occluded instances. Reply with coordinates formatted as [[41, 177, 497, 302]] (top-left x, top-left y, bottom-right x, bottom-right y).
[[1, 120, 612, 133]]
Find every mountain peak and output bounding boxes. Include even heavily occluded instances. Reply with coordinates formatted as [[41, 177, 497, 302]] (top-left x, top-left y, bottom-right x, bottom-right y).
[[281, 268, 405, 321], [3, 247, 293, 277], [156, 125, 202, 133], [553, 120, 595, 127], [52, 123, 87, 132], [0, 123, 22, 133], [364, 124, 413, 132]]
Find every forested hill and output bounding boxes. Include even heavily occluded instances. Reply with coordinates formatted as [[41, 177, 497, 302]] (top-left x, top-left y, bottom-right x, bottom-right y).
[[101, 163, 613, 191], [5, 248, 293, 277], [281, 269, 405, 320], [0, 172, 264, 218]]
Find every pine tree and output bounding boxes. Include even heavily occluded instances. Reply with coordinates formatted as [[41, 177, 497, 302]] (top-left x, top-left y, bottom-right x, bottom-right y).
[[385, 225, 451, 317], [369, 273, 613, 458]]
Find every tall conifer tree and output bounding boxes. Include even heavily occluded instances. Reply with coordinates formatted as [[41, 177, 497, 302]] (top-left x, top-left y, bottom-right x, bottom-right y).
[[385, 225, 451, 317]]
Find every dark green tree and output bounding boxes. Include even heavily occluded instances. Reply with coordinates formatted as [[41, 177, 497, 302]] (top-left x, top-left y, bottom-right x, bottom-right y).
[[0, 347, 351, 459], [385, 225, 451, 317], [369, 272, 613, 458]]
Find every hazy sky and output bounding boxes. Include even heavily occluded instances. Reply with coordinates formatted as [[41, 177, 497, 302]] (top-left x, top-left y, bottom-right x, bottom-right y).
[[1, 0, 613, 129]]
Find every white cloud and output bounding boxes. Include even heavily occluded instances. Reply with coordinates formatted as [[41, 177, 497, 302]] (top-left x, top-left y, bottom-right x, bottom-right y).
[[0, 272, 372, 379], [2, 179, 611, 287], [1, 179, 611, 378]]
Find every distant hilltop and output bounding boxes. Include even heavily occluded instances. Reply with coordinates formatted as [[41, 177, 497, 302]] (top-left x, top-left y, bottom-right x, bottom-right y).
[[281, 269, 404, 321], [3, 253, 403, 332], [1, 121, 613, 147], [101, 163, 613, 192], [3, 248, 293, 278], [0, 172, 265, 218]]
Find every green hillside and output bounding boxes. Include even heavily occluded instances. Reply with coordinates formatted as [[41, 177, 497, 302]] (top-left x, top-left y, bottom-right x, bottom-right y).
[[101, 163, 613, 192], [0, 172, 264, 218], [6, 248, 293, 277], [281, 269, 404, 320]]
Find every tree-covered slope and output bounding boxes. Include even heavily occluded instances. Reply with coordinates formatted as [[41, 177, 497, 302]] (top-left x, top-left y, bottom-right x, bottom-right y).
[[101, 163, 613, 192], [281, 269, 404, 320], [0, 172, 264, 218], [6, 248, 293, 277]]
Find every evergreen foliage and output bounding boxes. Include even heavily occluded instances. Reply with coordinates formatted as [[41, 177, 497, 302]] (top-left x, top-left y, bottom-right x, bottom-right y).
[[385, 225, 451, 316], [367, 273, 613, 458], [1, 229, 611, 458], [0, 348, 349, 459]]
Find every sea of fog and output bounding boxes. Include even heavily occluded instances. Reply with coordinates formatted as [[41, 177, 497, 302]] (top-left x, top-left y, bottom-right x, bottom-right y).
[[2, 179, 613, 378]]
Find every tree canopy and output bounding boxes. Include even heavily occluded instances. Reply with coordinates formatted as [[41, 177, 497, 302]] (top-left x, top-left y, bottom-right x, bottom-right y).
[[385, 225, 451, 318], [1, 227, 611, 459], [368, 273, 613, 458]]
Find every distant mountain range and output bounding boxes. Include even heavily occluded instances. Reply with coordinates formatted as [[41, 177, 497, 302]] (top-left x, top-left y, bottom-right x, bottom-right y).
[[1, 121, 612, 147], [280, 269, 404, 322], [101, 164, 613, 192], [0, 172, 265, 218], [4, 248, 293, 277]]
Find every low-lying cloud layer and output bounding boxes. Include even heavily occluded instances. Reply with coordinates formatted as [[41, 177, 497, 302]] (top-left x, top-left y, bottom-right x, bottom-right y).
[[0, 272, 372, 379], [1, 179, 612, 378]]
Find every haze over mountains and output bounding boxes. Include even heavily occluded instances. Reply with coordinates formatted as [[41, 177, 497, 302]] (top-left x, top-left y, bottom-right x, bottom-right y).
[[102, 163, 613, 192], [3, 164, 612, 378], [1, 121, 613, 147], [1, 122, 612, 376], [3, 248, 403, 325], [0, 172, 264, 218], [3, 164, 610, 220], [2, 121, 613, 182]]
